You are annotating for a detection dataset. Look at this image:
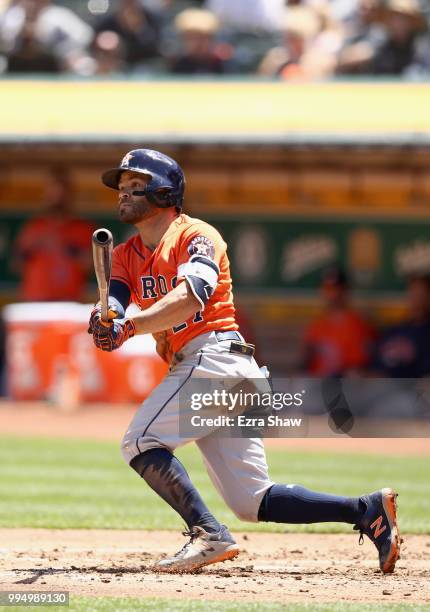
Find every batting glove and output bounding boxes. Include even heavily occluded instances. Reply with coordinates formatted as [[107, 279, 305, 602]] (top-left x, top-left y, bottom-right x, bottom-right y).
[[88, 297, 125, 335], [91, 316, 136, 352]]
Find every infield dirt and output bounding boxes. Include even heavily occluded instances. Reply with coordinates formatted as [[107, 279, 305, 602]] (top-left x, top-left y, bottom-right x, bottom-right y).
[[1, 529, 429, 605]]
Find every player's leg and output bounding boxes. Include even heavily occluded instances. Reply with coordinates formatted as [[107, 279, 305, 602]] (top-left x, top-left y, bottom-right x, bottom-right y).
[[199, 431, 367, 526], [257, 483, 400, 574], [129, 447, 220, 532], [122, 364, 221, 534], [198, 434, 400, 574], [213, 353, 401, 573], [128, 446, 239, 573], [120, 352, 239, 572], [196, 435, 273, 522]]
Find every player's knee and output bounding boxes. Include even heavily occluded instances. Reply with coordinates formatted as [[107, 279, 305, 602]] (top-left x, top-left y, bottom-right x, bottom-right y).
[[227, 500, 259, 523], [121, 433, 164, 466], [224, 486, 273, 523], [121, 434, 135, 465]]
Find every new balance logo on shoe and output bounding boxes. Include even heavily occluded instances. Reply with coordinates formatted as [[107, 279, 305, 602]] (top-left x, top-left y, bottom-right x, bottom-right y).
[[370, 515, 387, 539], [354, 488, 401, 573]]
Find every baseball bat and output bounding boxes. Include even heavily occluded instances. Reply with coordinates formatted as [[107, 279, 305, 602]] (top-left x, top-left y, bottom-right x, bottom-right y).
[[92, 228, 113, 323]]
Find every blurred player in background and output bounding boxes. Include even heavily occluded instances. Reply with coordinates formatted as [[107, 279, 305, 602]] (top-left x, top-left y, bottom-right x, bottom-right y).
[[258, 4, 342, 80], [373, 274, 430, 377], [12, 168, 94, 302], [302, 266, 376, 376]]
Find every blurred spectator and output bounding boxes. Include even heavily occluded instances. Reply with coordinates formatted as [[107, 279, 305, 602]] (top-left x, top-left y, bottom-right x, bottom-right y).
[[205, 0, 285, 33], [12, 168, 95, 302], [337, 0, 429, 75], [170, 8, 232, 75], [90, 30, 126, 75], [302, 266, 376, 376], [330, 0, 366, 24], [372, 0, 429, 75], [258, 5, 341, 79], [93, 0, 161, 70], [0, 0, 93, 73], [337, 0, 382, 34], [4, 17, 61, 72], [336, 0, 384, 74], [373, 275, 430, 377]]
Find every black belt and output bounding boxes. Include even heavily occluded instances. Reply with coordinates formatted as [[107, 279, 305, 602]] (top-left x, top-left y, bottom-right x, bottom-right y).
[[215, 330, 255, 357]]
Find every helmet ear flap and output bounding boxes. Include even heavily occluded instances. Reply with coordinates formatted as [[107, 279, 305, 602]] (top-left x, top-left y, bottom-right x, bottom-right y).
[[146, 188, 177, 209]]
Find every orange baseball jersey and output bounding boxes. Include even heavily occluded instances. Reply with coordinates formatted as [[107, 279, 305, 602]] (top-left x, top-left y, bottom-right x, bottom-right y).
[[304, 309, 376, 376], [15, 217, 94, 301], [111, 214, 238, 356]]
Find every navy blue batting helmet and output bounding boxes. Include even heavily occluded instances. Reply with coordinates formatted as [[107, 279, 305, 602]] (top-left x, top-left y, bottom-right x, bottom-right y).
[[102, 149, 185, 210]]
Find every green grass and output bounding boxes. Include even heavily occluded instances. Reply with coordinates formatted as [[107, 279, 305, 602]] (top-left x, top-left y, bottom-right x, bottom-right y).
[[67, 599, 430, 612], [0, 435, 428, 533], [6, 599, 430, 612]]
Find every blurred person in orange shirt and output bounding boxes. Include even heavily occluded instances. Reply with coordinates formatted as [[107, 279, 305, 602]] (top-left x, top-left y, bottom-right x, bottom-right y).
[[258, 4, 342, 80], [13, 168, 94, 302], [302, 266, 376, 376]]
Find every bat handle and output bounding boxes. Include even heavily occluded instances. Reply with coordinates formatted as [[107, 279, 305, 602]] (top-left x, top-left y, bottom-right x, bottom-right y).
[[100, 297, 109, 323], [92, 228, 113, 323]]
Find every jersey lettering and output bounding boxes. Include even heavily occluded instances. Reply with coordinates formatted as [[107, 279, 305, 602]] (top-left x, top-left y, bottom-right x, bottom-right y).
[[193, 311, 203, 323], [173, 311, 203, 334], [158, 275, 168, 296], [141, 275, 175, 299], [141, 276, 157, 299], [173, 321, 187, 334]]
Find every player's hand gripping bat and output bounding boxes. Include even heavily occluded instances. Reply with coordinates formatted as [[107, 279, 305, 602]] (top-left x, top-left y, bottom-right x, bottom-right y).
[[92, 228, 113, 323]]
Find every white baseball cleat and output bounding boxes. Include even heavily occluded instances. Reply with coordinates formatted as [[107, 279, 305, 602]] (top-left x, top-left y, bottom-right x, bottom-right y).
[[154, 525, 240, 573]]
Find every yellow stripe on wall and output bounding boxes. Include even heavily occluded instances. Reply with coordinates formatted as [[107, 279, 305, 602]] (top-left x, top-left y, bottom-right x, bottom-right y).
[[1, 81, 429, 136]]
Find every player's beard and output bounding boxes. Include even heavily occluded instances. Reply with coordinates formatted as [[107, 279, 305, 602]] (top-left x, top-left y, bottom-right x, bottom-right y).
[[118, 198, 155, 224]]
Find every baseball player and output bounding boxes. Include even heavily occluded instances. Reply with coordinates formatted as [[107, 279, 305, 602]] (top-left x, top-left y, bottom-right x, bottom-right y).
[[88, 149, 401, 574]]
